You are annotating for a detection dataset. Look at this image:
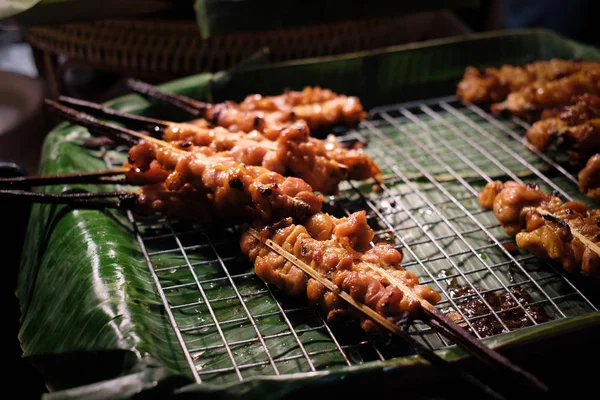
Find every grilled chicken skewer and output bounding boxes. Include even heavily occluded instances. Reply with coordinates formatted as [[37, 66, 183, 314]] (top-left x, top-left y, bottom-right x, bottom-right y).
[[58, 96, 380, 194], [538, 92, 600, 122], [242, 210, 441, 331], [579, 154, 600, 201], [2, 145, 323, 224], [527, 118, 600, 167], [125, 78, 367, 135], [244, 211, 548, 395], [457, 58, 600, 104], [479, 180, 600, 275], [42, 100, 324, 222], [126, 140, 323, 222], [525, 94, 600, 153], [490, 70, 600, 119], [523, 94, 600, 201], [0, 166, 253, 224]]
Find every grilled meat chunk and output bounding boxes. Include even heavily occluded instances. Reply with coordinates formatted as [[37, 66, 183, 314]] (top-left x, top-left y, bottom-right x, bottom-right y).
[[241, 211, 441, 333], [479, 180, 600, 275], [457, 59, 600, 104], [579, 154, 600, 201]]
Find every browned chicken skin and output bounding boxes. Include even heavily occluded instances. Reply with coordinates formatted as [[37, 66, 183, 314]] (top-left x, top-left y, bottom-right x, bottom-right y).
[[491, 70, 600, 119], [240, 211, 441, 333], [479, 181, 600, 275], [526, 117, 600, 166], [162, 118, 379, 194], [126, 141, 323, 222], [579, 154, 600, 201], [539, 93, 600, 124], [163, 120, 351, 194], [201, 86, 367, 135], [525, 117, 570, 152], [240, 87, 338, 110], [523, 94, 600, 201], [560, 119, 600, 167], [528, 95, 600, 148], [135, 183, 236, 222], [457, 59, 600, 104]]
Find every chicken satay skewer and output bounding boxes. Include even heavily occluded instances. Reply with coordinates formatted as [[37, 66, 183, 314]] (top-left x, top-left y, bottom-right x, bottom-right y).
[[0, 188, 136, 208], [125, 78, 367, 134], [43, 101, 323, 221], [457, 58, 600, 104], [247, 226, 548, 395], [55, 96, 378, 195], [535, 207, 600, 256], [247, 227, 405, 335], [579, 154, 600, 201], [479, 181, 600, 275], [491, 70, 600, 119]]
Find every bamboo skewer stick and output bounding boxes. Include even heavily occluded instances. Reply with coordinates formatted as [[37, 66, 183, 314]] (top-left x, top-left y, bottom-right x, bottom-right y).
[[248, 228, 548, 395], [45, 100, 184, 151], [126, 78, 204, 116], [536, 207, 600, 257], [248, 228, 404, 336], [46, 100, 280, 153], [361, 260, 547, 393], [58, 96, 171, 130], [0, 189, 137, 208], [45, 100, 139, 147], [0, 169, 128, 188], [57, 96, 280, 152]]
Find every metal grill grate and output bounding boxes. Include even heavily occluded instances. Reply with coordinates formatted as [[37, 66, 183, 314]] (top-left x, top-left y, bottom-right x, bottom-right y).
[[105, 95, 598, 385]]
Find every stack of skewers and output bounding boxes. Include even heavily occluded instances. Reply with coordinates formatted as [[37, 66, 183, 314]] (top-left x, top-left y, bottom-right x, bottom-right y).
[[457, 59, 600, 277], [2, 81, 551, 398], [457, 59, 600, 201]]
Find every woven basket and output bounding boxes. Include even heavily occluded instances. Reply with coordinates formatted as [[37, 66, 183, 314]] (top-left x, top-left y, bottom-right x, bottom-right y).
[[22, 11, 469, 97]]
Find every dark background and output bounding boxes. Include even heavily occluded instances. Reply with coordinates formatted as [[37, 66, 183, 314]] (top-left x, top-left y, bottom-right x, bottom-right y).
[[3, 1, 600, 398]]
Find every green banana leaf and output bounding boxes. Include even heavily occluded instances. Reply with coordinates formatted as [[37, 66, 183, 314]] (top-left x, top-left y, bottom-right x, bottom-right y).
[[194, 0, 480, 38], [17, 29, 600, 399]]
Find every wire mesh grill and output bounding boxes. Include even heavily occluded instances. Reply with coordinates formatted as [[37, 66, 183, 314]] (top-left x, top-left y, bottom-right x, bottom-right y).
[[106, 95, 598, 385]]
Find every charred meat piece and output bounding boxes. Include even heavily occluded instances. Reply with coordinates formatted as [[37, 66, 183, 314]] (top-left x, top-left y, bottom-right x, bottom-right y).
[[539, 93, 600, 124], [162, 119, 379, 194], [525, 117, 571, 152], [526, 94, 600, 150], [126, 141, 323, 222], [478, 181, 558, 237], [579, 154, 600, 201], [457, 59, 600, 104], [203, 90, 367, 134], [479, 180, 600, 275], [526, 117, 600, 167], [240, 86, 338, 110], [559, 119, 600, 167], [491, 70, 600, 119], [524, 95, 600, 201]]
